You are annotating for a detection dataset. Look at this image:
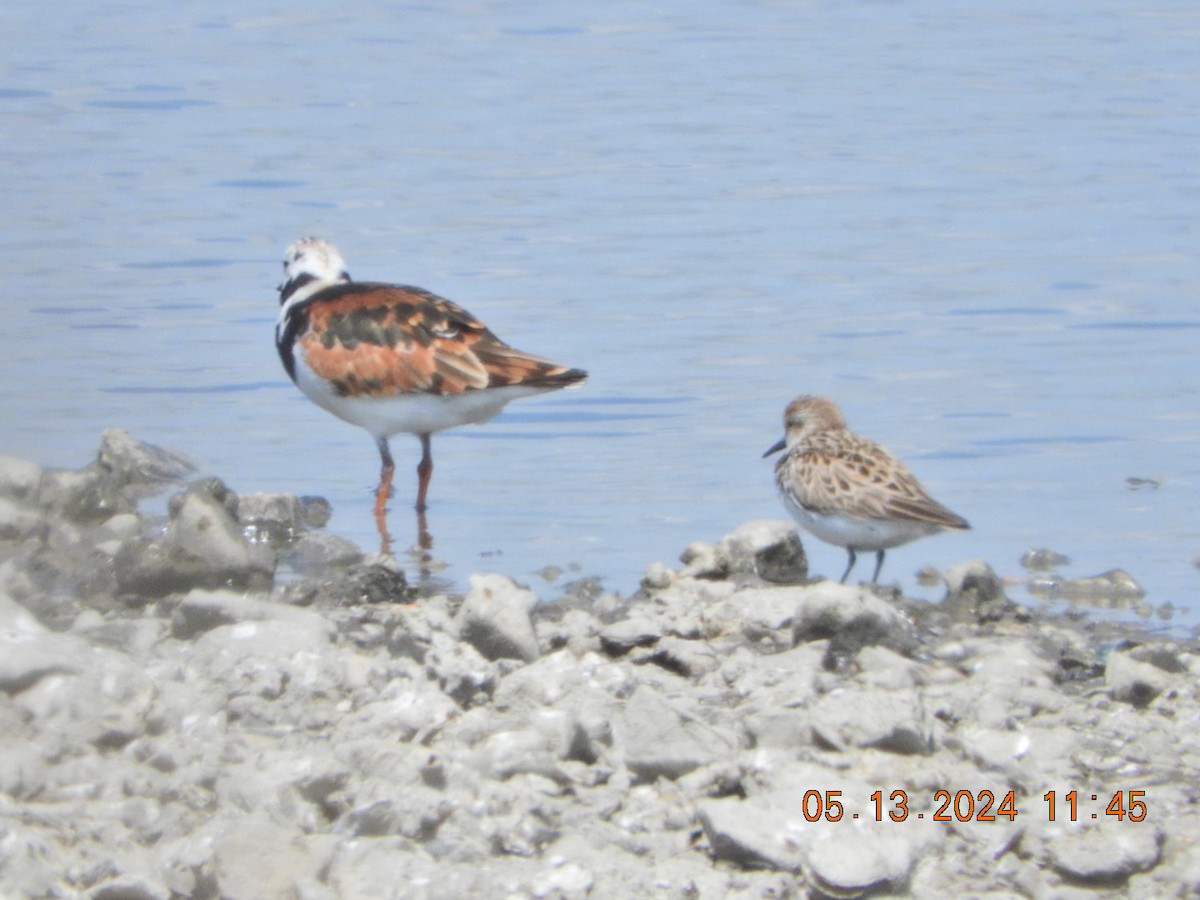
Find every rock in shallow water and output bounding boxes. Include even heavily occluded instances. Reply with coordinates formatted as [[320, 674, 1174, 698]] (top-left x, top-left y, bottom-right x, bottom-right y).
[[115, 479, 273, 597]]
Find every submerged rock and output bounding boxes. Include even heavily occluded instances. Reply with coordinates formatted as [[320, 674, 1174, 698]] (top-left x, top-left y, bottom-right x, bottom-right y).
[[1029, 568, 1147, 605], [1021, 547, 1072, 570]]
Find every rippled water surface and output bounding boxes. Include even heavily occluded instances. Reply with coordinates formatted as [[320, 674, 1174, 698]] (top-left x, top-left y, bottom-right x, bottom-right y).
[[3, 1, 1197, 627]]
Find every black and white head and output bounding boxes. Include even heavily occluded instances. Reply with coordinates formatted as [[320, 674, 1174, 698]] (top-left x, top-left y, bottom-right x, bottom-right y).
[[278, 237, 351, 305]]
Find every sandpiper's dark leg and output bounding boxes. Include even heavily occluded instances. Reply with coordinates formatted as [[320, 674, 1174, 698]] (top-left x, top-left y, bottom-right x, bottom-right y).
[[415, 433, 433, 513], [839, 549, 857, 584], [870, 550, 886, 583]]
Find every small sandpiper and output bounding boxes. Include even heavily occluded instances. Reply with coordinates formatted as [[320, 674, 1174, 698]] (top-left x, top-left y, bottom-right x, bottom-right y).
[[763, 395, 969, 583]]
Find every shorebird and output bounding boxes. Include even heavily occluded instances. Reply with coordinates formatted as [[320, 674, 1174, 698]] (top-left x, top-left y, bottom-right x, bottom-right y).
[[275, 238, 586, 540], [763, 395, 969, 583]]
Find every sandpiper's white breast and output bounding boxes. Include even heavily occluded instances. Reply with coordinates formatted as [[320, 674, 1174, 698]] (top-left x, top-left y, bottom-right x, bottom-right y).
[[779, 493, 944, 552]]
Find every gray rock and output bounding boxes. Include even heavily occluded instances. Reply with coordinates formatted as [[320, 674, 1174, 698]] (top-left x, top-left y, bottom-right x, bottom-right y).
[[340, 679, 460, 743], [599, 615, 662, 655], [810, 687, 933, 754], [0, 740, 47, 799], [0, 629, 82, 694], [942, 558, 1018, 623], [1043, 823, 1163, 883], [806, 832, 914, 896], [1031, 568, 1147, 604], [629, 634, 720, 678], [792, 581, 915, 654], [696, 796, 805, 871], [622, 686, 736, 780], [455, 574, 540, 663], [1020, 547, 1071, 570], [626, 579, 715, 642], [538, 607, 602, 656], [323, 836, 493, 898], [34, 432, 193, 525], [96, 428, 196, 488], [954, 726, 1033, 774], [11, 637, 155, 748], [678, 540, 728, 580], [89, 873, 172, 900], [286, 559, 410, 607], [733, 642, 826, 748], [237, 491, 303, 544], [38, 464, 134, 523], [99, 511, 141, 542], [0, 453, 43, 501], [716, 519, 808, 584], [211, 813, 338, 899], [0, 591, 46, 636], [335, 795, 453, 840], [492, 647, 633, 713], [186, 616, 341, 728], [114, 480, 274, 597], [286, 531, 365, 573], [854, 644, 925, 690], [706, 586, 803, 645], [529, 860, 595, 900], [477, 726, 569, 782], [74, 615, 168, 659], [298, 495, 333, 528], [426, 629, 499, 708], [640, 561, 675, 591], [171, 588, 335, 640], [929, 638, 1060, 729], [0, 822, 69, 899], [0, 497, 44, 541], [1106, 650, 1174, 707]]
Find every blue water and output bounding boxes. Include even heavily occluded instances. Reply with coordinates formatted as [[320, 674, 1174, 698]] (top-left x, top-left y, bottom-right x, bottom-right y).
[[2, 1, 1197, 628]]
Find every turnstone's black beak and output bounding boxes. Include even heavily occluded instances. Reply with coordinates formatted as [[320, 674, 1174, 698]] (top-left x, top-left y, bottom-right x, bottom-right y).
[[762, 437, 786, 459]]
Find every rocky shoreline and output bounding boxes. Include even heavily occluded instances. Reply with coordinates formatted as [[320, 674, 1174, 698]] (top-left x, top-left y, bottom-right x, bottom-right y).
[[1, 432, 1196, 898]]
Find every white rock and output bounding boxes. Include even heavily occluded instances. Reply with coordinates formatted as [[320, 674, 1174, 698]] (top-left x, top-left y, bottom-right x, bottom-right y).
[[0, 453, 43, 501], [1106, 650, 1174, 707], [455, 574, 540, 662]]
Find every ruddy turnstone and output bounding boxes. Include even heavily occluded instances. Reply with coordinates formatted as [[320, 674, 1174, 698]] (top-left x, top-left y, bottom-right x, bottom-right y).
[[275, 238, 586, 530], [763, 395, 969, 583]]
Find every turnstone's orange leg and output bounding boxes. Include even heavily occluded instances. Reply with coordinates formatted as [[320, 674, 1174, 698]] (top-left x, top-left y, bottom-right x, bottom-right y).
[[373, 436, 395, 523], [415, 433, 433, 512]]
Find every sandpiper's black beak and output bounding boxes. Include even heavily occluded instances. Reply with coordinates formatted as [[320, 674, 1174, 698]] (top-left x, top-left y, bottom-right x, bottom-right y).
[[762, 437, 786, 459]]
